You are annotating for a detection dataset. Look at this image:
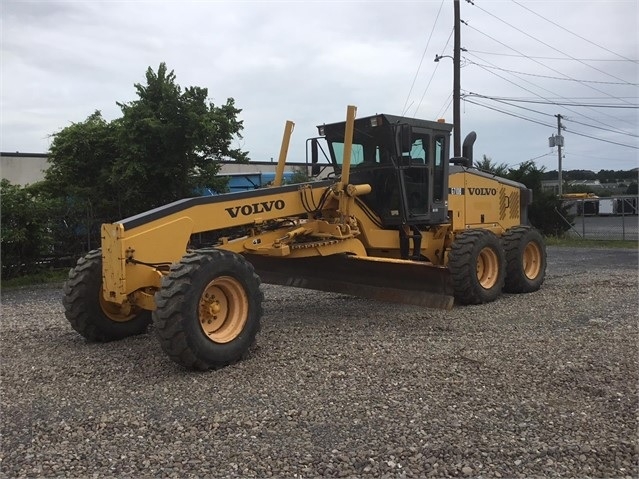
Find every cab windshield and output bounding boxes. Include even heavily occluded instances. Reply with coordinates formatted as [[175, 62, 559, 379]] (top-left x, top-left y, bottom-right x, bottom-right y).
[[328, 126, 394, 169]]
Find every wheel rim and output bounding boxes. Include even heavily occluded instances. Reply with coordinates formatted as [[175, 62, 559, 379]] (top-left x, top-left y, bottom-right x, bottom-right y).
[[476, 246, 500, 289], [522, 241, 542, 280], [198, 276, 248, 344], [99, 294, 136, 323]]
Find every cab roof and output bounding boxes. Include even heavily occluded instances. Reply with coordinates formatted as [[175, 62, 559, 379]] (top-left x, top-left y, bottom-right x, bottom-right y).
[[318, 113, 454, 134]]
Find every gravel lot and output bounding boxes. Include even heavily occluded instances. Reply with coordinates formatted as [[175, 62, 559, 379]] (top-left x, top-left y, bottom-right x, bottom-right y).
[[1, 246, 638, 478]]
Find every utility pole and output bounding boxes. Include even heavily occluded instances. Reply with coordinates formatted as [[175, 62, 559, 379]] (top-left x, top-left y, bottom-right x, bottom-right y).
[[453, 0, 461, 157], [556, 114, 564, 196]]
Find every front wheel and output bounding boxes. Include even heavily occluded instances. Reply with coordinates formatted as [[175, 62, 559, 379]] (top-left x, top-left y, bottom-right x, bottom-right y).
[[502, 226, 547, 293], [448, 230, 506, 305], [153, 249, 263, 370], [63, 249, 152, 341]]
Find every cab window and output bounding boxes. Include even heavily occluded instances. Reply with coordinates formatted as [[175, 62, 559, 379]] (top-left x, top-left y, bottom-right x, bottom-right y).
[[434, 136, 446, 201], [410, 138, 428, 164], [331, 142, 365, 167]]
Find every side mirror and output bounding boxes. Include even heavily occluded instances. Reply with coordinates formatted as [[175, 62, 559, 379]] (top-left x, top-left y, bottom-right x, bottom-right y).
[[311, 139, 320, 176]]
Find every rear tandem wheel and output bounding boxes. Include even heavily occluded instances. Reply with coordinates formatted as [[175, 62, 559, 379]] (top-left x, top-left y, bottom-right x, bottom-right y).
[[153, 249, 263, 370], [63, 249, 152, 341], [502, 226, 547, 293], [448, 230, 506, 305]]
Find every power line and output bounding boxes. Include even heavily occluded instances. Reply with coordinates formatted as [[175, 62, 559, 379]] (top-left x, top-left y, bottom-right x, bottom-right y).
[[561, 118, 639, 139], [464, 98, 639, 149], [465, 60, 639, 86], [464, 93, 638, 137], [401, 0, 445, 116], [465, 48, 635, 131], [463, 91, 554, 117], [463, 97, 556, 128], [435, 93, 453, 119], [466, 1, 637, 89], [414, 27, 454, 116], [563, 128, 639, 150], [464, 49, 638, 62], [516, 151, 555, 167], [510, 0, 639, 64], [469, 92, 638, 137], [464, 52, 557, 105], [463, 93, 639, 109]]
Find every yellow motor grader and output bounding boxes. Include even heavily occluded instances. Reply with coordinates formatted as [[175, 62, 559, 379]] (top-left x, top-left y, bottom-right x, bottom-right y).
[[63, 105, 546, 370]]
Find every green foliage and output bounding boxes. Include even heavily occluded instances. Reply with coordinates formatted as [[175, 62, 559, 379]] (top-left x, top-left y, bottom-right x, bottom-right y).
[[43, 111, 123, 231], [2, 62, 246, 278], [528, 192, 573, 237], [0, 180, 54, 278], [626, 182, 638, 195], [42, 62, 244, 221], [20, 62, 244, 264], [285, 167, 311, 185], [1, 269, 68, 289], [113, 63, 245, 212], [474, 155, 508, 177], [597, 169, 637, 183], [504, 161, 574, 237]]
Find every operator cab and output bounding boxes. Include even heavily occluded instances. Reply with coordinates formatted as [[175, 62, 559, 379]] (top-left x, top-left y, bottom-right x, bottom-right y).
[[316, 114, 453, 228]]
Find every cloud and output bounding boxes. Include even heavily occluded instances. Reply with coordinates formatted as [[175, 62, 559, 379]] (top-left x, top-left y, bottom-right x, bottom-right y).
[[1, 0, 637, 171]]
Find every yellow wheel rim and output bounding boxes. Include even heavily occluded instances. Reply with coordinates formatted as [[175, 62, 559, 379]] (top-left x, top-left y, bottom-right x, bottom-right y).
[[99, 294, 136, 323], [523, 241, 542, 280], [476, 246, 499, 289], [198, 276, 248, 344]]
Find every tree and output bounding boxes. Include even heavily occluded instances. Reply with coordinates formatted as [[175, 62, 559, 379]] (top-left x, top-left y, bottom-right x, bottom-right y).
[[285, 167, 311, 184], [475, 155, 508, 176], [626, 182, 638, 195], [505, 161, 573, 237], [44, 111, 122, 220], [33, 63, 246, 259], [0, 180, 54, 278], [43, 63, 246, 221], [113, 63, 247, 214], [506, 160, 543, 193]]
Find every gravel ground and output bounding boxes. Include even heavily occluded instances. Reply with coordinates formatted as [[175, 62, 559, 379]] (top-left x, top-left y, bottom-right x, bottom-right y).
[[1, 246, 637, 478]]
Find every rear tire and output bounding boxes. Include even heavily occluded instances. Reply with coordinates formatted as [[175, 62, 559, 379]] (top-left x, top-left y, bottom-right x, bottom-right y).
[[449, 230, 506, 305], [502, 226, 547, 293], [153, 249, 263, 370], [63, 249, 152, 341]]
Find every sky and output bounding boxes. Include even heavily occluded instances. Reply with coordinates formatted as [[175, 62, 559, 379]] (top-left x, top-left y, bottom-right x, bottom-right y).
[[1, 0, 638, 173]]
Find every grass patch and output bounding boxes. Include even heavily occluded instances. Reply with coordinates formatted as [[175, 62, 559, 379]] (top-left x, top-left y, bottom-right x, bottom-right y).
[[1, 269, 69, 290], [545, 236, 638, 249]]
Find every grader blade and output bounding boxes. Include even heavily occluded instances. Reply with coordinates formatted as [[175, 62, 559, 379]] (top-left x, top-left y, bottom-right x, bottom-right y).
[[245, 254, 454, 310]]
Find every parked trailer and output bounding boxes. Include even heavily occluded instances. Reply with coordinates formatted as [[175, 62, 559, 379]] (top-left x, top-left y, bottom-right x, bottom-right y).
[[599, 199, 615, 216]]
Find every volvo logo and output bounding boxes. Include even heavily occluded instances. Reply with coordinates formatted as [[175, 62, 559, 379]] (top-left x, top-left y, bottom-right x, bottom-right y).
[[468, 187, 497, 196], [225, 200, 286, 218]]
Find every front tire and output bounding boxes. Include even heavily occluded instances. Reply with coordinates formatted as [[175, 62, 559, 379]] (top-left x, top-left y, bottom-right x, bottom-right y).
[[502, 226, 547, 293], [63, 249, 152, 341], [449, 230, 506, 305], [153, 249, 263, 370]]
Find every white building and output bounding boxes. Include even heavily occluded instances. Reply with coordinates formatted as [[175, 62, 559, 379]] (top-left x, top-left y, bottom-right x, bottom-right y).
[[0, 152, 326, 187], [0, 152, 49, 185]]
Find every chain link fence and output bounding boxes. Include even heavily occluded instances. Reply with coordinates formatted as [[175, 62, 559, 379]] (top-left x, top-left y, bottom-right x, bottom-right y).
[[559, 196, 639, 241]]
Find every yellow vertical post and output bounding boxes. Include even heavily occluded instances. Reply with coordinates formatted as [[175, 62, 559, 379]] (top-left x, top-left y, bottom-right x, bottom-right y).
[[338, 105, 357, 223], [273, 120, 295, 187], [340, 105, 357, 186]]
